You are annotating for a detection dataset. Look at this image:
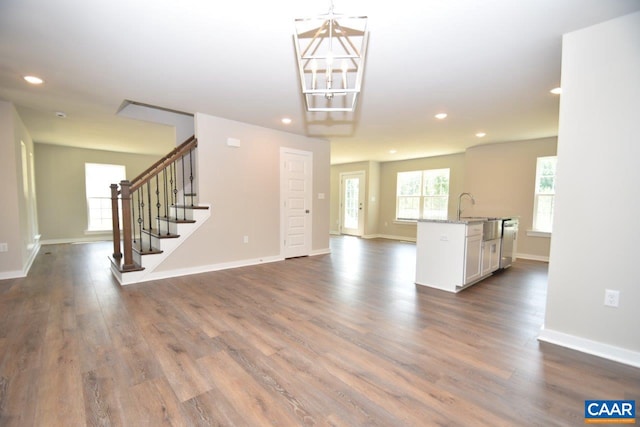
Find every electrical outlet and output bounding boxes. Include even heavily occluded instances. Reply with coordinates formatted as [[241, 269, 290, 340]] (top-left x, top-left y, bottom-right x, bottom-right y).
[[0, 243, 8, 252], [604, 289, 620, 307], [243, 236, 249, 244]]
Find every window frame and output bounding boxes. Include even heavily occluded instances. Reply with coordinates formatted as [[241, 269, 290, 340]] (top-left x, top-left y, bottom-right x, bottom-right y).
[[532, 156, 557, 233], [85, 163, 126, 232], [396, 168, 450, 221]]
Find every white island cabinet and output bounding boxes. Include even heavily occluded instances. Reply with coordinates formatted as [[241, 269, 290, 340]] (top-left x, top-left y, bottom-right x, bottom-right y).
[[415, 219, 497, 293]]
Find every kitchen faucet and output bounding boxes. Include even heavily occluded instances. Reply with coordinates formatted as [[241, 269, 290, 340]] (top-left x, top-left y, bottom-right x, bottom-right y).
[[457, 192, 475, 220]]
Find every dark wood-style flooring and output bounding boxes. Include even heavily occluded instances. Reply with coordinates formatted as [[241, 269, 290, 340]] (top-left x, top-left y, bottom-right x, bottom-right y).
[[0, 236, 638, 426]]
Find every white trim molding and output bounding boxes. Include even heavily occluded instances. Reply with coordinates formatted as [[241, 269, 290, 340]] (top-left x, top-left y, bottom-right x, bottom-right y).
[[41, 236, 111, 245], [363, 234, 417, 242], [117, 255, 285, 285], [310, 247, 331, 256], [516, 252, 549, 262], [527, 230, 551, 238], [0, 269, 25, 280], [538, 327, 640, 368], [0, 241, 41, 280]]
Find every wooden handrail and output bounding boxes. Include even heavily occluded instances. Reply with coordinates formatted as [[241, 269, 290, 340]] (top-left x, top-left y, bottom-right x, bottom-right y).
[[130, 135, 198, 192]]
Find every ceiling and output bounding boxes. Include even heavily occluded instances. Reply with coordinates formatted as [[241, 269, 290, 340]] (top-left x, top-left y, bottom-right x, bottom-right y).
[[2, 0, 639, 164]]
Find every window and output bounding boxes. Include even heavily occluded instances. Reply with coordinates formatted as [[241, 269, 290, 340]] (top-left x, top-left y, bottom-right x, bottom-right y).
[[85, 163, 126, 231], [532, 156, 557, 232], [396, 168, 450, 220]]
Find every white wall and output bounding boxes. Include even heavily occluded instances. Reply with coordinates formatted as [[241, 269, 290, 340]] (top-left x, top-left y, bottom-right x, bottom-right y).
[[117, 102, 194, 145], [539, 11, 640, 366], [0, 101, 39, 278], [154, 113, 330, 273]]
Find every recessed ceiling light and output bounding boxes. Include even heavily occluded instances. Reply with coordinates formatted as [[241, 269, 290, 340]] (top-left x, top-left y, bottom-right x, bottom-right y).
[[23, 75, 44, 85], [550, 87, 562, 95], [434, 113, 447, 120], [476, 132, 486, 138], [389, 149, 397, 154], [55, 111, 67, 118], [281, 117, 292, 125]]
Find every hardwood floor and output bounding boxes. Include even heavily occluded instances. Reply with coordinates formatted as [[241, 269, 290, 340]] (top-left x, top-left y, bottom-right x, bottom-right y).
[[0, 236, 638, 426]]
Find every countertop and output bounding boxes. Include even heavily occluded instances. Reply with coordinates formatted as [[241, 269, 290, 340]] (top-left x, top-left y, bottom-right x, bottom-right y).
[[417, 216, 515, 225]]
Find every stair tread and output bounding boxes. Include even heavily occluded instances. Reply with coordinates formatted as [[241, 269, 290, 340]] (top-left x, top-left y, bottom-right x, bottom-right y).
[[172, 204, 209, 210], [141, 228, 180, 238], [157, 216, 196, 224], [133, 242, 163, 255]]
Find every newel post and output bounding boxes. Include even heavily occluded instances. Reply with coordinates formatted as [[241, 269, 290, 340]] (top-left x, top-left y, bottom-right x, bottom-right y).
[[120, 180, 135, 270], [110, 183, 121, 260]]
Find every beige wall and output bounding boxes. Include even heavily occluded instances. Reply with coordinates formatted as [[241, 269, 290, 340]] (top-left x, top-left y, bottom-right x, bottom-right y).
[[465, 137, 557, 260], [366, 161, 380, 237], [541, 12, 640, 362], [0, 101, 39, 277], [378, 153, 466, 241], [34, 143, 160, 242], [155, 113, 330, 272]]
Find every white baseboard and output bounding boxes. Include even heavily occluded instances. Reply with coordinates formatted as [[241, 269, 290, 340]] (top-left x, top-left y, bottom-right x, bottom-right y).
[[538, 327, 640, 368], [516, 252, 549, 262], [0, 269, 25, 280], [129, 255, 285, 285], [330, 232, 416, 242], [310, 247, 331, 256], [23, 242, 41, 276], [0, 242, 41, 280], [369, 234, 417, 242], [41, 236, 111, 245]]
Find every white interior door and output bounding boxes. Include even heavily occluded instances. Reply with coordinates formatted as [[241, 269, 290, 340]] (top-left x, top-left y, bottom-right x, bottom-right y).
[[340, 171, 365, 236], [281, 148, 312, 258]]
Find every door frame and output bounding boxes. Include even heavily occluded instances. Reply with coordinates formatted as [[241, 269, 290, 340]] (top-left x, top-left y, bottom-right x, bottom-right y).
[[339, 170, 366, 236]]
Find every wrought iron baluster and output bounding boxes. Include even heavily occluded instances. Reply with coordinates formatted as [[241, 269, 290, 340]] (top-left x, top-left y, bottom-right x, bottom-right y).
[[155, 174, 162, 235], [146, 181, 152, 251], [181, 154, 186, 220], [136, 189, 143, 249], [189, 148, 194, 207], [139, 186, 145, 230], [171, 161, 176, 207], [163, 167, 168, 218]]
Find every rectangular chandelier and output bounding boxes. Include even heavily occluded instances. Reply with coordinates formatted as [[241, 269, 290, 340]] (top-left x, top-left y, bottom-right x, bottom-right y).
[[293, 3, 369, 112]]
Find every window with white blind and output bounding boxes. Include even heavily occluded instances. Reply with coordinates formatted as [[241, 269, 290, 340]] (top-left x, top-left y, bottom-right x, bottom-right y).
[[532, 156, 557, 233], [85, 163, 126, 231], [396, 168, 450, 220]]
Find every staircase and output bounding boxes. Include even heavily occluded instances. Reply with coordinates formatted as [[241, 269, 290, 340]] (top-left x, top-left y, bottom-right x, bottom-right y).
[[109, 136, 210, 285]]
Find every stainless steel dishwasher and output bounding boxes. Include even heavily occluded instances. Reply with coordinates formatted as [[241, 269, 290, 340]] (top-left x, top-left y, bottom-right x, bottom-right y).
[[500, 218, 518, 269]]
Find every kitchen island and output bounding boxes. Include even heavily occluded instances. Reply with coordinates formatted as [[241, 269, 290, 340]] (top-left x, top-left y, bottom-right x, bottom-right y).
[[415, 218, 503, 293]]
